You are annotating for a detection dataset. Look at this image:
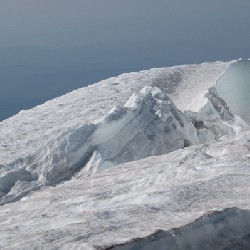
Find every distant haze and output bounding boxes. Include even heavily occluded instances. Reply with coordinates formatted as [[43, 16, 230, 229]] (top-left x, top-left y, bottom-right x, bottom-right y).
[[0, 0, 250, 121], [1, 0, 250, 48]]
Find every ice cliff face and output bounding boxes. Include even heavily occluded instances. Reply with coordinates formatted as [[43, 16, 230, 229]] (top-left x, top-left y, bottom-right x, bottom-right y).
[[0, 59, 250, 249]]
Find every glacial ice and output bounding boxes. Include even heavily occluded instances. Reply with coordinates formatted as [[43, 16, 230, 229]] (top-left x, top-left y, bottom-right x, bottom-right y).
[[0, 127, 250, 249], [216, 59, 250, 124], [0, 59, 250, 249]]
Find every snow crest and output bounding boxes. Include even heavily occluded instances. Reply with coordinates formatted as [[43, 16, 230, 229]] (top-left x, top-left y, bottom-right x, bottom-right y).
[[0, 79, 244, 205]]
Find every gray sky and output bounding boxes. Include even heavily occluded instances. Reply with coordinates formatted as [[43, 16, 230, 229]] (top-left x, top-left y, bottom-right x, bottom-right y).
[[0, 0, 249, 49], [1, 0, 250, 121]]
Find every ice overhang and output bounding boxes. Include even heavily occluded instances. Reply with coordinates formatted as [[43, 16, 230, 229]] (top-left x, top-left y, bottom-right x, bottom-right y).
[[215, 59, 250, 125]]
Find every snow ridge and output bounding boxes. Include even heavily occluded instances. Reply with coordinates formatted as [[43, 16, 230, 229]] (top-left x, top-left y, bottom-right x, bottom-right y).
[[0, 61, 231, 165], [0, 80, 242, 205]]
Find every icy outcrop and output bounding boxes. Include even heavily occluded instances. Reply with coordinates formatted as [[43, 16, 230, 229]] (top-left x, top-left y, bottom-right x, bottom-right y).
[[0, 87, 199, 204], [0, 61, 231, 166], [184, 87, 239, 144], [216, 59, 250, 124], [91, 87, 199, 173]]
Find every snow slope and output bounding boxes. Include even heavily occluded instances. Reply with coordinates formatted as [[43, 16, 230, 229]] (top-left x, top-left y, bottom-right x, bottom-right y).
[[1, 61, 244, 204], [0, 128, 250, 249], [0, 59, 250, 249], [0, 61, 232, 165]]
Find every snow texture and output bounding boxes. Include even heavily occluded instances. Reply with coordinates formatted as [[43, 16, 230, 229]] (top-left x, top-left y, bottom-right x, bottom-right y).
[[0, 59, 250, 249], [0, 60, 232, 165], [0, 128, 250, 249]]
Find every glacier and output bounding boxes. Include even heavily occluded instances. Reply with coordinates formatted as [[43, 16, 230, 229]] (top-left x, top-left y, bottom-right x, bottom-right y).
[[216, 59, 250, 124], [0, 59, 250, 249]]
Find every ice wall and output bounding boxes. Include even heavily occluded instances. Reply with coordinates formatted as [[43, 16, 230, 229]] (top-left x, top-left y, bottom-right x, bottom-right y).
[[216, 60, 250, 124]]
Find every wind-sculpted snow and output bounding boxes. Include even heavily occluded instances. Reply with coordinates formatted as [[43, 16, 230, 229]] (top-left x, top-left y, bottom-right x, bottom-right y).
[[0, 86, 197, 204], [92, 87, 199, 172], [0, 83, 241, 205], [1, 61, 244, 203], [0, 59, 250, 248], [0, 128, 250, 249], [0, 61, 231, 166]]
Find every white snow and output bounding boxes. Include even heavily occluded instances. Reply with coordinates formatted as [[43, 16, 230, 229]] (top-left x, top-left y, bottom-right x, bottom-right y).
[[0, 61, 231, 165], [0, 128, 250, 249], [0, 59, 250, 249]]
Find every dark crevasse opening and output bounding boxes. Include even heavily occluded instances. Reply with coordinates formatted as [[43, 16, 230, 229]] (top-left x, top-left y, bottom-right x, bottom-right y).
[[216, 59, 250, 124], [108, 208, 250, 250]]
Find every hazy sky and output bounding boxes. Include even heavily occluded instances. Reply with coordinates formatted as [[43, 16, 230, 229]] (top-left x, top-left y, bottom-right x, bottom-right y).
[[0, 0, 249, 49], [1, 0, 250, 121]]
